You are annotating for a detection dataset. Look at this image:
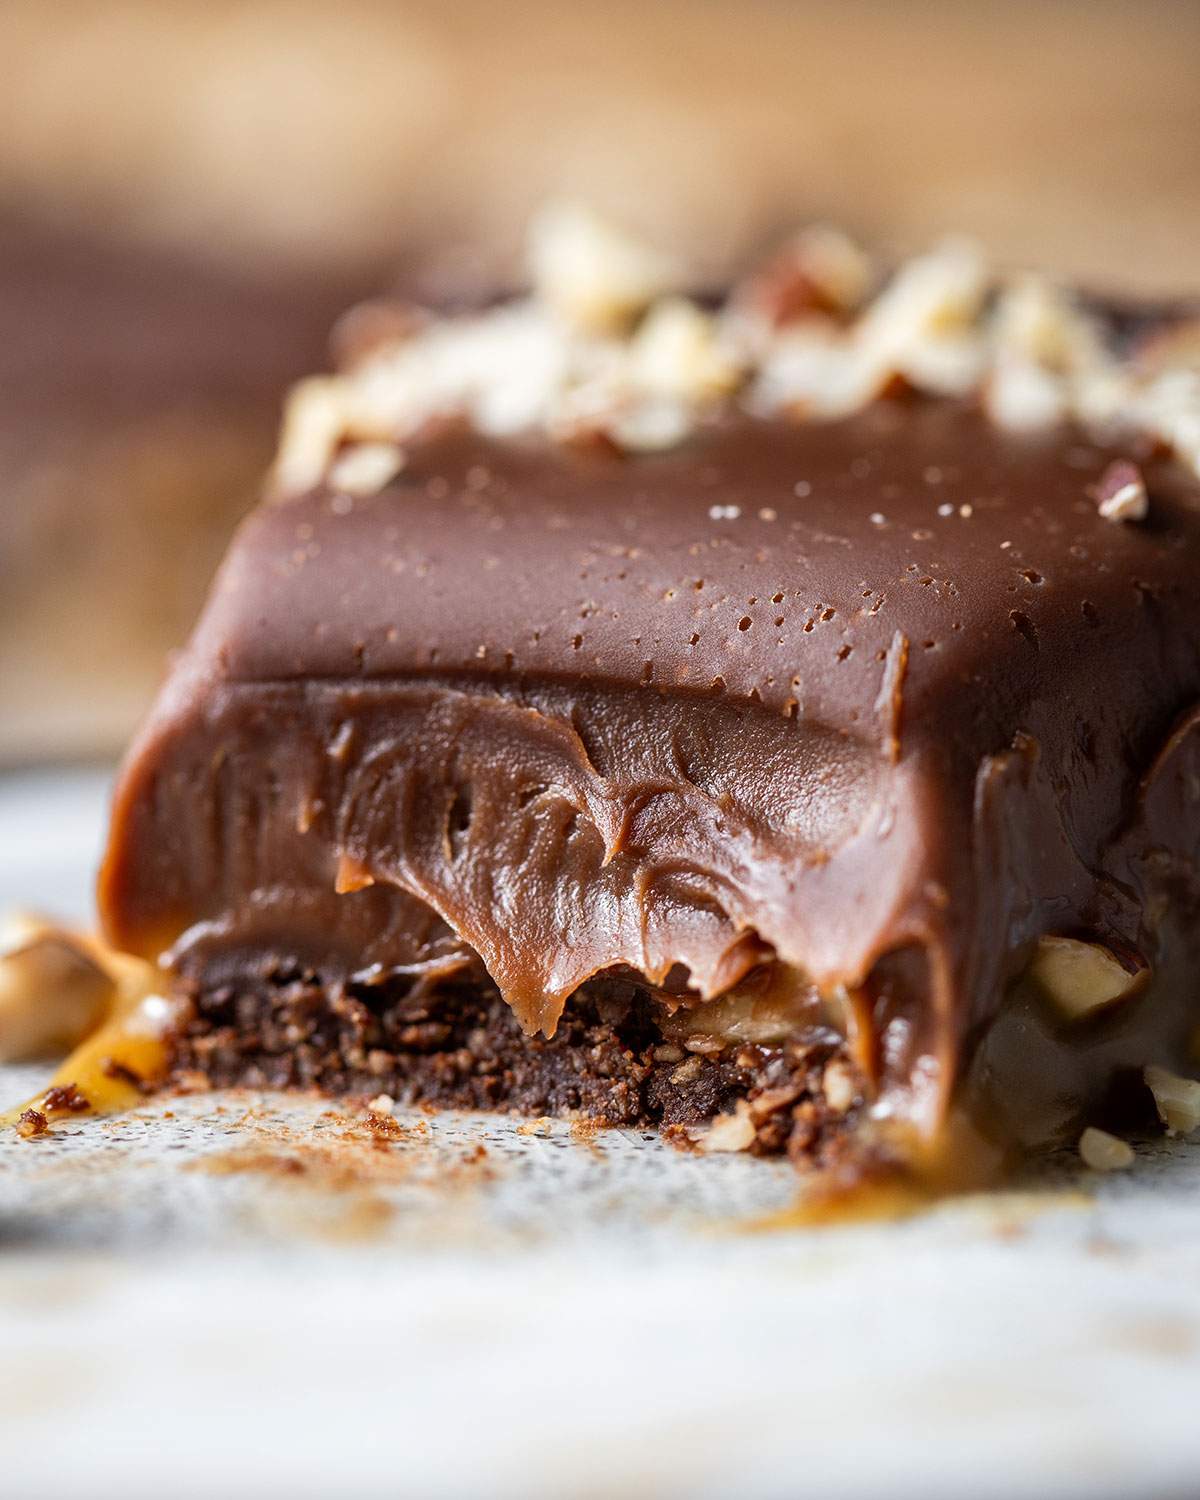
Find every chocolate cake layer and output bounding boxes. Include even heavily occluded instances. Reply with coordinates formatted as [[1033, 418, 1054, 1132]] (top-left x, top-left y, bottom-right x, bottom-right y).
[[99, 399, 1200, 1154]]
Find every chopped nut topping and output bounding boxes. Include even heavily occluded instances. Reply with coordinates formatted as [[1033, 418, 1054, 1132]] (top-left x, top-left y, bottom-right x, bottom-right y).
[[331, 299, 429, 370], [1092, 459, 1149, 523], [1079, 1126, 1135, 1171], [855, 237, 988, 369], [1026, 934, 1149, 1020], [274, 376, 360, 497], [986, 357, 1068, 431], [627, 297, 742, 407], [607, 399, 693, 454], [730, 224, 874, 331], [1144, 1064, 1200, 1135], [329, 442, 406, 497], [992, 275, 1103, 374], [271, 205, 1200, 486], [527, 201, 682, 334], [700, 1099, 757, 1154]]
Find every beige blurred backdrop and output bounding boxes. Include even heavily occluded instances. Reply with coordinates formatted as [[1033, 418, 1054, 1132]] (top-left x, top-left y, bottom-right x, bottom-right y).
[[2, 0, 1199, 760]]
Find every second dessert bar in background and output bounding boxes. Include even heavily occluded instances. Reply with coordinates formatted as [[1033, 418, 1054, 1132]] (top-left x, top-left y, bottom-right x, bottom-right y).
[[84, 207, 1200, 1178]]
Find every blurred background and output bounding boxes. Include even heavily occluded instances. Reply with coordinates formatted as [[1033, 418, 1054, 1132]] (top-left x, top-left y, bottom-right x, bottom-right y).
[[3, 0, 1199, 762]]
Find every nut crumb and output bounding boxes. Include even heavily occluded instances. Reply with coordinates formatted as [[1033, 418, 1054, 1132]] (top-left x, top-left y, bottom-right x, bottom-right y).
[[1027, 934, 1148, 1019], [527, 200, 681, 333], [732, 224, 874, 328], [669, 1055, 705, 1085], [821, 1059, 858, 1114], [1079, 1126, 1135, 1171], [701, 1100, 757, 1154], [749, 1083, 804, 1122], [1092, 460, 1148, 523], [328, 442, 406, 498], [362, 1107, 404, 1142], [16, 1107, 48, 1139], [1144, 1064, 1200, 1135], [41, 1081, 90, 1114]]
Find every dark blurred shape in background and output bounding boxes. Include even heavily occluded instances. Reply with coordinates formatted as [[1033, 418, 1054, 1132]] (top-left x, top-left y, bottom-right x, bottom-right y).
[[2, 0, 1198, 760]]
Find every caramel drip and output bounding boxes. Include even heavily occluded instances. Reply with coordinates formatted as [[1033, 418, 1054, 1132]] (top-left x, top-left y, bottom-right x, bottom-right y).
[[2, 930, 183, 1132]]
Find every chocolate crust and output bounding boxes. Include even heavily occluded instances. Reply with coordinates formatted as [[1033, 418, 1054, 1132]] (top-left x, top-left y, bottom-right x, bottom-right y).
[[173, 971, 867, 1168]]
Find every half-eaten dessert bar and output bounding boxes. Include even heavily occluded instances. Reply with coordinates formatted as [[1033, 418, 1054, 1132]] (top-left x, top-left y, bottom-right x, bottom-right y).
[[96, 207, 1200, 1176]]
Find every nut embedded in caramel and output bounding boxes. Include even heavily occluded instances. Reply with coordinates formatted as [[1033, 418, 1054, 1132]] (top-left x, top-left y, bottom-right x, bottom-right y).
[[1144, 1064, 1200, 1135], [1027, 935, 1149, 1021]]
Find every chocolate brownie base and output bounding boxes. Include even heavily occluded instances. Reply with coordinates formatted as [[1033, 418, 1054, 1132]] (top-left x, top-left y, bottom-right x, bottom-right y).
[[172, 974, 866, 1168]]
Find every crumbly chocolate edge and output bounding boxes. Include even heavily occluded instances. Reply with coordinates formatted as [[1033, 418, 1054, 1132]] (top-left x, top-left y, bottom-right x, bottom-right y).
[[171, 969, 868, 1169]]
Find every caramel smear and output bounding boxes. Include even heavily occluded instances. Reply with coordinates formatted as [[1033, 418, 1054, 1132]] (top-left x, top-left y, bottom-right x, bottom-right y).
[[0, 912, 184, 1133], [752, 1112, 1009, 1230]]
